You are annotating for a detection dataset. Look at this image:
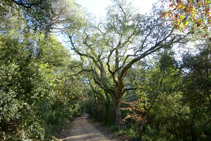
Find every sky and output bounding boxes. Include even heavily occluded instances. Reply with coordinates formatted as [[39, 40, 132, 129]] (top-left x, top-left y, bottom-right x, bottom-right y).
[[76, 0, 158, 17]]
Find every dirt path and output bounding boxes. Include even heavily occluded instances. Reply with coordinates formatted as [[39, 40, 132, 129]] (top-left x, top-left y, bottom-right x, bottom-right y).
[[58, 113, 120, 141]]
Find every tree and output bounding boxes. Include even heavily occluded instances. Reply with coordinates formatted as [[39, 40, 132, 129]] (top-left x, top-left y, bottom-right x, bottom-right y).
[[67, 0, 186, 127], [180, 40, 211, 139], [0, 30, 87, 139], [0, 0, 87, 139], [0, 33, 56, 139], [0, 0, 83, 33]]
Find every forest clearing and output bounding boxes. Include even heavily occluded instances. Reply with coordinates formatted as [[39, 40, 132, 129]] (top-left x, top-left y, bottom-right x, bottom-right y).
[[0, 0, 211, 140]]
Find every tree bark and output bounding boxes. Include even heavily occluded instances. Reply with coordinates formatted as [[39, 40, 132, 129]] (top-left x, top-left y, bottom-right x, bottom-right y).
[[113, 98, 122, 128]]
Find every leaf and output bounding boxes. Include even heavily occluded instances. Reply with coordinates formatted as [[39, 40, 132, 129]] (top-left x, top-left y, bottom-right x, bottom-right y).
[[185, 21, 189, 25], [197, 20, 202, 23]]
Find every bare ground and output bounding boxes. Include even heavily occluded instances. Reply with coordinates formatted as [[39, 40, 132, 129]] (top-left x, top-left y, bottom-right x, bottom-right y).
[[58, 113, 123, 141]]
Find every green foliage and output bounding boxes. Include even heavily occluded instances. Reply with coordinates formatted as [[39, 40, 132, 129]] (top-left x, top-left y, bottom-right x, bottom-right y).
[[118, 49, 211, 140], [0, 32, 87, 140], [1, 0, 210, 140], [0, 0, 82, 33]]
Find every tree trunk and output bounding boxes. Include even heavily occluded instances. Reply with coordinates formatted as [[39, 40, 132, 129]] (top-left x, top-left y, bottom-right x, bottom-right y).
[[113, 98, 122, 128]]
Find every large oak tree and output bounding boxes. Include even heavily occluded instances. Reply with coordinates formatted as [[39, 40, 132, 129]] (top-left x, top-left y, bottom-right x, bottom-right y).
[[67, 0, 187, 126]]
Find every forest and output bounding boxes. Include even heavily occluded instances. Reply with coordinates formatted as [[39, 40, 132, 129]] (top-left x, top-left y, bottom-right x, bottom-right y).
[[0, 0, 211, 140]]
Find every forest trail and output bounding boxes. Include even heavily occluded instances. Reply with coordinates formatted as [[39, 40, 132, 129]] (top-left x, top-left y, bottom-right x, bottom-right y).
[[58, 113, 120, 141]]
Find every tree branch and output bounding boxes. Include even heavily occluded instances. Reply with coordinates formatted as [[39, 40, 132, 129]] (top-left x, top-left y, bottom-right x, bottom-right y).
[[11, 0, 42, 8]]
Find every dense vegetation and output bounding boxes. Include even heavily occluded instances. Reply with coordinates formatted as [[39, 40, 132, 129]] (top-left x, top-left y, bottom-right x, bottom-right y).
[[0, 0, 211, 140], [0, 0, 87, 140]]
